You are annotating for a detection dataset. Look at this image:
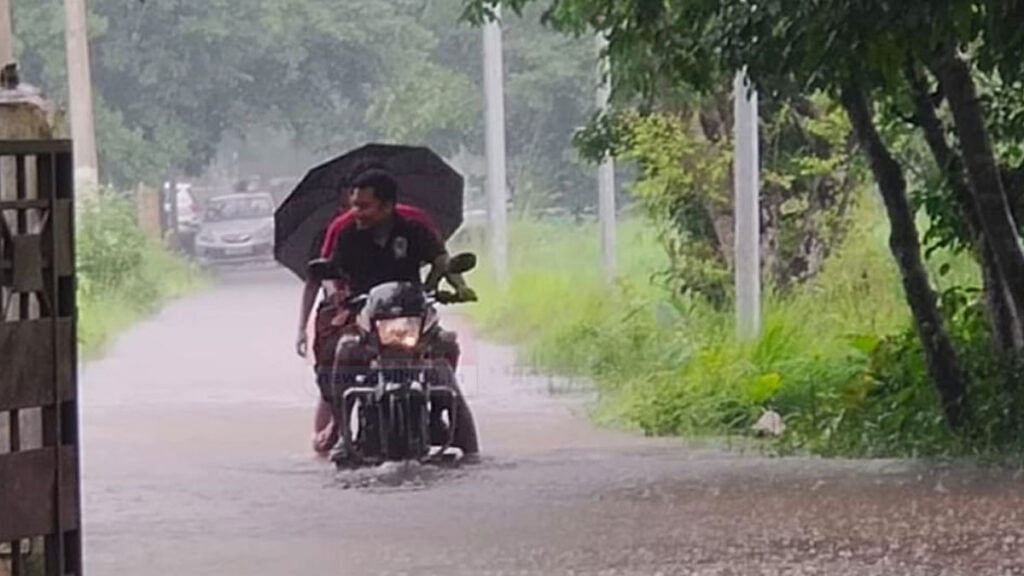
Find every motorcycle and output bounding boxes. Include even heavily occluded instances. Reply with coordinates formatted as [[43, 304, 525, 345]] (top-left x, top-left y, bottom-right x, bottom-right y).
[[308, 253, 477, 468]]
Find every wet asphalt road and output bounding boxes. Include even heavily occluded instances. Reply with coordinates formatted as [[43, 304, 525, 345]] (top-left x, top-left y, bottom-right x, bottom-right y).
[[80, 267, 1024, 575]]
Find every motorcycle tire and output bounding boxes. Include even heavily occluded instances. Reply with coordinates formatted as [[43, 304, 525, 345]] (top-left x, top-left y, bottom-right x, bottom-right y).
[[356, 401, 383, 462]]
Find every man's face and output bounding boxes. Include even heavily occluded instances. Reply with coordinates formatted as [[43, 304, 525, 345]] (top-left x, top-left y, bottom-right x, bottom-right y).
[[350, 187, 392, 230]]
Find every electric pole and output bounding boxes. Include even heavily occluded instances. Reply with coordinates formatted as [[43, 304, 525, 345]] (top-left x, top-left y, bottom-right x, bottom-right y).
[[483, 8, 509, 286], [65, 0, 99, 192], [596, 33, 616, 282], [0, 0, 12, 68], [733, 70, 761, 341]]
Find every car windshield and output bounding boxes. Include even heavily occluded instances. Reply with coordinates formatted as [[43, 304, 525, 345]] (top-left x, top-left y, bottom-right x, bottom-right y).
[[205, 197, 273, 222]]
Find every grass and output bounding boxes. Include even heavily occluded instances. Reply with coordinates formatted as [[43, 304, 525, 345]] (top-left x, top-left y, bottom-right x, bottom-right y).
[[462, 196, 1022, 458], [78, 241, 205, 360], [75, 193, 207, 360]]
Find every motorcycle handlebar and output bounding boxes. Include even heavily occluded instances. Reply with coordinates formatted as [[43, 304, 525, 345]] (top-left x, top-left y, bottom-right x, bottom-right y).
[[339, 288, 473, 312], [432, 290, 463, 305]]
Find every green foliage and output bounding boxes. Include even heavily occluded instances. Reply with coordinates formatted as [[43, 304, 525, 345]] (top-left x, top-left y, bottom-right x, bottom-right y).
[[611, 111, 732, 305], [13, 0, 467, 183], [580, 91, 859, 306], [438, 0, 606, 212], [782, 286, 1024, 458], [366, 61, 480, 144], [468, 207, 1023, 458], [13, 0, 604, 215], [462, 0, 1024, 436], [502, 8, 602, 213], [76, 194, 147, 297], [76, 192, 204, 357]]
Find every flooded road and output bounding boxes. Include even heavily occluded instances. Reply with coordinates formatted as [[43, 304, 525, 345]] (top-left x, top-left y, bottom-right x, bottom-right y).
[[81, 268, 1024, 575]]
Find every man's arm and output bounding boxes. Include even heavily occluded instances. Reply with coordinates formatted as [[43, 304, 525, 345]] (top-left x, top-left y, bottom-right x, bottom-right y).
[[296, 221, 341, 358], [417, 219, 448, 290], [424, 253, 449, 290], [413, 220, 475, 299], [426, 253, 476, 300], [296, 278, 319, 357]]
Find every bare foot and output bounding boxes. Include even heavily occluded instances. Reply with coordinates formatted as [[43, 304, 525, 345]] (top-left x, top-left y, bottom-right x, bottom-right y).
[[312, 422, 338, 456]]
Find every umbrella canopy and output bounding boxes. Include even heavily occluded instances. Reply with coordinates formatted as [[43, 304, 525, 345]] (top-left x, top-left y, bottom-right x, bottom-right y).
[[274, 143, 464, 281]]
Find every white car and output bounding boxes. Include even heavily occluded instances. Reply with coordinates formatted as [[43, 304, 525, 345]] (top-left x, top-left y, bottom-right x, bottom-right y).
[[194, 193, 276, 265]]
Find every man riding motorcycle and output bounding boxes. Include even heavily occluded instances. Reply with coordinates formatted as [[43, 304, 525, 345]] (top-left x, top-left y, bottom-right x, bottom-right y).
[[312, 169, 480, 462], [297, 179, 447, 455]]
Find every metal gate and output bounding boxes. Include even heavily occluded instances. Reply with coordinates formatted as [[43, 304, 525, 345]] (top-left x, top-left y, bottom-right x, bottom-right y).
[[0, 140, 81, 576]]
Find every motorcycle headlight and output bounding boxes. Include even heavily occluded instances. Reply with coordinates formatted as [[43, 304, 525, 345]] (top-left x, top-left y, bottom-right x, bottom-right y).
[[375, 317, 422, 349]]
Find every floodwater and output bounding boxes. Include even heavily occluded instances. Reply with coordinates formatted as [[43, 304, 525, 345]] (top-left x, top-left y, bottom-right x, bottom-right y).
[[80, 267, 1024, 575]]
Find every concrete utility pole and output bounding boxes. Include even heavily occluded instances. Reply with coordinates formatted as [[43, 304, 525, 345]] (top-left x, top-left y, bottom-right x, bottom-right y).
[[733, 70, 761, 341], [65, 0, 99, 192], [0, 0, 13, 67], [482, 7, 509, 285], [595, 33, 617, 282]]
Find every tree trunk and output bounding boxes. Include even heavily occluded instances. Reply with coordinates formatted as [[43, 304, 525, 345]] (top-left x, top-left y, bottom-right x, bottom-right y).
[[930, 49, 1024, 336], [982, 241, 1024, 349], [840, 80, 969, 427], [999, 164, 1023, 229], [906, 64, 1024, 352]]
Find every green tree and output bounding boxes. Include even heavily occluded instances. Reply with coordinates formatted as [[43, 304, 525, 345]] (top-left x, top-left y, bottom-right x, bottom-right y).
[[420, 0, 603, 214], [585, 92, 858, 307], [13, 0, 470, 186], [463, 0, 1024, 427], [14, 0, 604, 216]]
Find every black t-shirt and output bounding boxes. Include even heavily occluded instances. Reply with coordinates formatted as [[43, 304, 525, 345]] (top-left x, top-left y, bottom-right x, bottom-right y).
[[330, 215, 446, 294]]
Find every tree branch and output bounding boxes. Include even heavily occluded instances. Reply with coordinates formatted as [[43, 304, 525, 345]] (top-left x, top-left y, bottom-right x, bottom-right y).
[[904, 61, 981, 238]]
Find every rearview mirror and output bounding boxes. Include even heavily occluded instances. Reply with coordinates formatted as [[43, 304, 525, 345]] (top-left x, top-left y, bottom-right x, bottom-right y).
[[447, 252, 477, 275]]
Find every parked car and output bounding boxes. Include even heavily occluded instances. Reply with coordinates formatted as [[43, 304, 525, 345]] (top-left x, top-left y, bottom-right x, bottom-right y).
[[194, 192, 276, 265]]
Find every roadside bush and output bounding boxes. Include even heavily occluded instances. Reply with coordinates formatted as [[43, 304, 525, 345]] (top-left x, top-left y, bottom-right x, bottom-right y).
[[469, 204, 1024, 458], [76, 190, 203, 357]]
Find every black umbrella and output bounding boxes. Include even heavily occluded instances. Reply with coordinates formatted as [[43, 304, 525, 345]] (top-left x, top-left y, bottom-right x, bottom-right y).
[[274, 143, 465, 281]]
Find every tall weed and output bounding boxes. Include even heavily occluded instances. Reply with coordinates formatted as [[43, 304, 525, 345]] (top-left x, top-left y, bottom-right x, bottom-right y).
[[468, 199, 1023, 458], [77, 191, 204, 357]]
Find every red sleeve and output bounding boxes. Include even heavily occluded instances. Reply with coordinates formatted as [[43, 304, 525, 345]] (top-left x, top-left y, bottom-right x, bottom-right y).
[[320, 210, 356, 258], [396, 204, 441, 241], [322, 205, 440, 259]]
